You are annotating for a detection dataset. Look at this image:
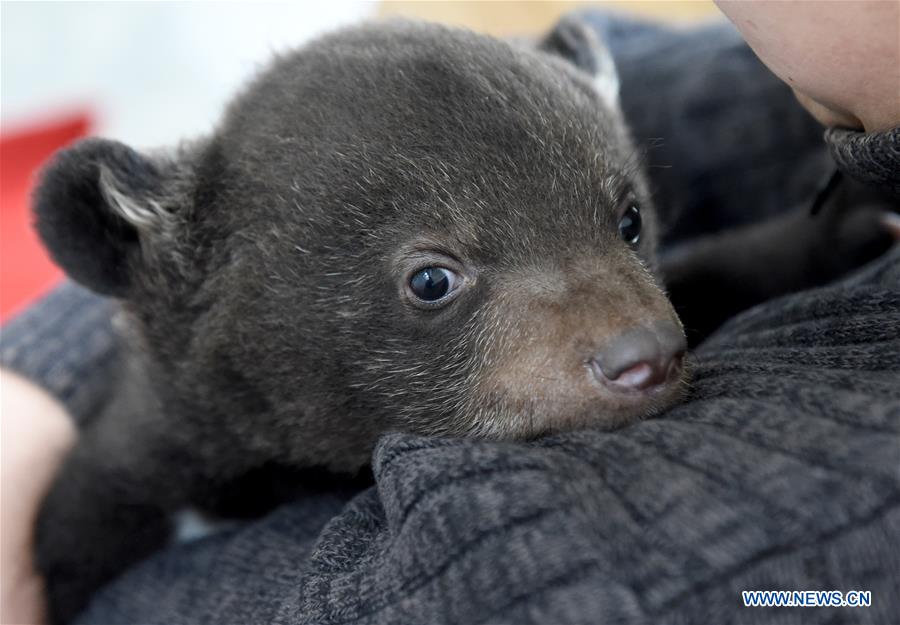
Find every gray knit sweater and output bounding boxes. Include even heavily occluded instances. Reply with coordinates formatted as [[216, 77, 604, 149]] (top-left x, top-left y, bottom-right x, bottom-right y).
[[2, 13, 898, 625]]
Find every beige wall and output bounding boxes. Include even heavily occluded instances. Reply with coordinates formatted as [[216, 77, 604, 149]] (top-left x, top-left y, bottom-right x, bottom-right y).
[[378, 1, 719, 37]]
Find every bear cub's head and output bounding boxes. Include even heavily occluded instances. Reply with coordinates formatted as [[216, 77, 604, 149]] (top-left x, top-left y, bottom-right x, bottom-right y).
[[35, 19, 687, 470]]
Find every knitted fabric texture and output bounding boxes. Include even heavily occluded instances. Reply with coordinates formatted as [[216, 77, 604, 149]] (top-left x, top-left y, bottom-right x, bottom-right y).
[[826, 127, 900, 199], [1, 282, 117, 426]]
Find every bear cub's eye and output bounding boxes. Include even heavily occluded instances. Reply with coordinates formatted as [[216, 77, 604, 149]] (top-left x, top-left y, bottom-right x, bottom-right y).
[[618, 204, 642, 246], [409, 267, 459, 303]]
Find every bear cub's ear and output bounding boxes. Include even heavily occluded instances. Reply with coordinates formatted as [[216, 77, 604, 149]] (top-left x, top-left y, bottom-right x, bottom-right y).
[[539, 16, 620, 110], [34, 138, 177, 297]]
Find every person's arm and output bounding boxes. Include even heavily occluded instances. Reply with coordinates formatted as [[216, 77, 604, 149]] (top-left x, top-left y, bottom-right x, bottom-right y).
[[716, 0, 900, 132], [1, 370, 76, 625]]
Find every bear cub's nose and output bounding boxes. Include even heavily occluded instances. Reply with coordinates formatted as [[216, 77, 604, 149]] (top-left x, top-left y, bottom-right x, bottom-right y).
[[590, 322, 686, 392]]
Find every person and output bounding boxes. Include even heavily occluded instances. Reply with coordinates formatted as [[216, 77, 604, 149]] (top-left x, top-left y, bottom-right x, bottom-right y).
[[2, 3, 898, 624], [717, 0, 900, 133], [1, 371, 74, 625]]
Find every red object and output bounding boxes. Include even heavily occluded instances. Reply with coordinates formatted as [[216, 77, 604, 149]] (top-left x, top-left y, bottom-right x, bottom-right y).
[[0, 113, 93, 323]]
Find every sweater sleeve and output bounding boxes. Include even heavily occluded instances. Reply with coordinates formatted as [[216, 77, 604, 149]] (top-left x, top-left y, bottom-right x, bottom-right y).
[[825, 126, 900, 198], [0, 282, 119, 426]]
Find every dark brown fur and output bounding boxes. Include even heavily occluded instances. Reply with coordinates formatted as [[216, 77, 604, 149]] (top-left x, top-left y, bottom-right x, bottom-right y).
[[31, 18, 896, 625], [33, 20, 686, 623]]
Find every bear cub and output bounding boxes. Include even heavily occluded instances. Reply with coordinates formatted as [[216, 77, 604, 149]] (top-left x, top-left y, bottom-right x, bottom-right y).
[[32, 18, 896, 625]]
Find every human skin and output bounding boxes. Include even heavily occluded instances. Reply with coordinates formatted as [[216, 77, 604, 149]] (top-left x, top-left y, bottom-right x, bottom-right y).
[[1, 370, 75, 625], [716, 0, 900, 132]]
